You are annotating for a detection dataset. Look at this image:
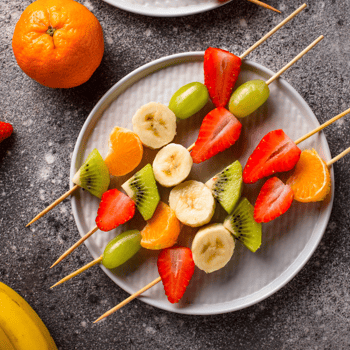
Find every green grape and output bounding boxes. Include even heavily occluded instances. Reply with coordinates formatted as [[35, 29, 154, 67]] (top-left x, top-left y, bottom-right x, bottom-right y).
[[102, 230, 141, 269], [169, 82, 209, 120], [229, 80, 270, 118]]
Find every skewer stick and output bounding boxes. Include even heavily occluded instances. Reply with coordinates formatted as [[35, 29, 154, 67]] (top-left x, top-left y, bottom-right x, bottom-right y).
[[94, 276, 162, 323], [266, 35, 324, 86], [327, 146, 350, 167], [294, 107, 350, 145], [246, 0, 280, 13], [50, 255, 103, 288], [26, 185, 79, 227], [50, 226, 99, 268], [240, 4, 306, 59]]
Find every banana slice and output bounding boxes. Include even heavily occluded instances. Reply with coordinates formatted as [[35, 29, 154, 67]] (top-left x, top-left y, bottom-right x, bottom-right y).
[[132, 102, 177, 149], [169, 180, 215, 227], [153, 143, 193, 187], [191, 223, 235, 273]]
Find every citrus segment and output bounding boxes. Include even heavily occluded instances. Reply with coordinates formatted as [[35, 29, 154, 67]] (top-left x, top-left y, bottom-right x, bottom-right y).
[[104, 127, 143, 177], [12, 0, 104, 88], [286, 149, 331, 202], [141, 202, 181, 250]]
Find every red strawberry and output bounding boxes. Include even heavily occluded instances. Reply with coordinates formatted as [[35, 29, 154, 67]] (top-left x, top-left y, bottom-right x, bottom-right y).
[[157, 246, 195, 304], [254, 177, 294, 223], [95, 189, 135, 231], [0, 121, 13, 143], [243, 129, 301, 184], [204, 47, 242, 107], [191, 107, 242, 164]]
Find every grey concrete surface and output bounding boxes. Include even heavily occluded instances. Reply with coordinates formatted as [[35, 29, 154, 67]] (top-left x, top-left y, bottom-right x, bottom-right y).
[[1, 0, 350, 349]]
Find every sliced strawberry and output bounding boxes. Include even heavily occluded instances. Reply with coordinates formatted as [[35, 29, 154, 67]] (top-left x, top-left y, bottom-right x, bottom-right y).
[[95, 189, 135, 231], [0, 121, 13, 143], [191, 107, 242, 164], [243, 129, 301, 184], [254, 177, 294, 223], [204, 47, 242, 107], [157, 246, 195, 304]]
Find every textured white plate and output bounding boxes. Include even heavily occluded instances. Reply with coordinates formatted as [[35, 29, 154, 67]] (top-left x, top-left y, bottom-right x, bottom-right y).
[[102, 0, 229, 17], [71, 52, 334, 315]]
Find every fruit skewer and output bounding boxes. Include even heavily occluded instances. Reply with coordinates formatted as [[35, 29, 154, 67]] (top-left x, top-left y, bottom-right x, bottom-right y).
[[189, 35, 323, 163], [94, 145, 350, 323], [243, 107, 350, 184], [26, 4, 306, 227]]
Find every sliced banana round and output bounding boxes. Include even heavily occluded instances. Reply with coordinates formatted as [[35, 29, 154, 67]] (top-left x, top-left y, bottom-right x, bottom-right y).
[[169, 180, 215, 227], [191, 223, 235, 273], [153, 143, 193, 187], [132, 102, 177, 149]]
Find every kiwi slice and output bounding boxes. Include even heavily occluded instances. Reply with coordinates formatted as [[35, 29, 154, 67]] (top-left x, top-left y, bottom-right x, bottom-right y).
[[121, 164, 160, 221], [223, 197, 262, 252], [72, 148, 110, 198], [205, 160, 243, 214]]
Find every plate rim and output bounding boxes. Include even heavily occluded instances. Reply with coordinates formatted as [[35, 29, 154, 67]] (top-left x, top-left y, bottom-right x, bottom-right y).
[[70, 51, 334, 315], [102, 0, 230, 17]]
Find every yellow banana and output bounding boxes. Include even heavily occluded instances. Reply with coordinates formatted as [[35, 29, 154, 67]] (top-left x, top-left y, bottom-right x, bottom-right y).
[[0, 324, 16, 350], [0, 282, 57, 350]]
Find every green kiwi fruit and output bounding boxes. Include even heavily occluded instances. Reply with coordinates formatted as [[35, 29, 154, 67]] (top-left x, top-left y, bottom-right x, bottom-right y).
[[223, 197, 262, 252], [121, 164, 160, 221], [205, 160, 243, 214], [72, 148, 110, 198]]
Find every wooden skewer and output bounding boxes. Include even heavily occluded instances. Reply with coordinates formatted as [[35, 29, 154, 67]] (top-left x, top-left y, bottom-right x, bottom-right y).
[[50, 255, 103, 288], [94, 276, 162, 323], [246, 0, 280, 13], [240, 3, 306, 59], [294, 107, 350, 145], [50, 226, 99, 268], [266, 35, 324, 86], [327, 146, 350, 167], [26, 185, 79, 227]]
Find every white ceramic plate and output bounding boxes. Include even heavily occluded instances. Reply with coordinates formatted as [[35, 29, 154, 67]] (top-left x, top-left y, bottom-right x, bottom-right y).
[[102, 0, 229, 17], [71, 52, 334, 315]]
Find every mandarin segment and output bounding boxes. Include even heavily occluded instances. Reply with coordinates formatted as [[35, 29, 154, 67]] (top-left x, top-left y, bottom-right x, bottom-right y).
[[141, 202, 181, 250], [12, 0, 104, 88], [104, 127, 143, 177], [286, 149, 331, 203]]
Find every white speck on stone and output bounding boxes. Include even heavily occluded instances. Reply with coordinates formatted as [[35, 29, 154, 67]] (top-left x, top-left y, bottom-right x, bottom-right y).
[[7, 151, 11, 156], [316, 310, 322, 316], [83, 1, 94, 11], [39, 189, 45, 201], [2, 192, 5, 196], [60, 206, 67, 215], [145, 29, 152, 37], [245, 34, 251, 42], [239, 19, 248, 28], [23, 119, 33, 127], [145, 326, 156, 335], [40, 167, 51, 180], [279, 3, 286, 11], [106, 36, 114, 45], [45, 153, 55, 164], [81, 321, 87, 328], [49, 142, 53, 146], [11, 245, 17, 251], [173, 27, 178, 34]]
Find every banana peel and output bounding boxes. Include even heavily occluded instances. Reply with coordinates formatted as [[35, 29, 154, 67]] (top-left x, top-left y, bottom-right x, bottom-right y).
[[0, 281, 57, 350]]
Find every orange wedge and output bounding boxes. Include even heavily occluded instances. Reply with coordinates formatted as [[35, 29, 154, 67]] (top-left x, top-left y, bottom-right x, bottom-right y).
[[286, 149, 331, 202], [141, 202, 181, 250], [104, 127, 143, 177]]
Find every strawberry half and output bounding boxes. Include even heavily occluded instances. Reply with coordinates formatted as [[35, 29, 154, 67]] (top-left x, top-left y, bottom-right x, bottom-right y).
[[95, 189, 135, 231], [157, 246, 195, 304], [204, 47, 242, 107], [243, 129, 301, 184], [191, 107, 242, 164], [0, 121, 13, 143], [254, 177, 294, 223]]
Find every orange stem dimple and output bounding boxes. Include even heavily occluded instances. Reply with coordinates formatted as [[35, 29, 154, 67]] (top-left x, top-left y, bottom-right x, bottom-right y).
[[46, 26, 56, 36]]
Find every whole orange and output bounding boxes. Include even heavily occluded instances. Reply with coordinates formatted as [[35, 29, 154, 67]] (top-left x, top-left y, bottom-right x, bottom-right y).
[[12, 0, 104, 88]]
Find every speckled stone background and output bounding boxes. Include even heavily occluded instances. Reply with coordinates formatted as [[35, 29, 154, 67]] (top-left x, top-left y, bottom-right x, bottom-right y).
[[1, 0, 350, 349]]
